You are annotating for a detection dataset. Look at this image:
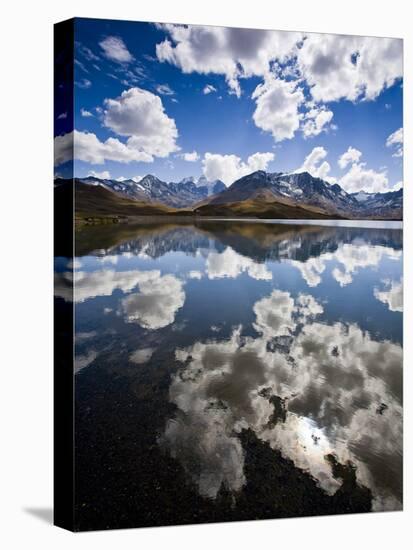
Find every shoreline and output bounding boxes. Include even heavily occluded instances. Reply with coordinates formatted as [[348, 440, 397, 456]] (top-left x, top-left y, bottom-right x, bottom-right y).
[[76, 215, 403, 230]]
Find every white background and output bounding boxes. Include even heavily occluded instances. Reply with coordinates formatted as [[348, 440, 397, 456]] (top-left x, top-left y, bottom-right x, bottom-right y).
[[0, 0, 411, 548]]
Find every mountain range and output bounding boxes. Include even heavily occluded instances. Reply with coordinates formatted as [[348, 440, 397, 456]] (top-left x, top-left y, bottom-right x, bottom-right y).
[[57, 170, 402, 221], [77, 174, 226, 208]]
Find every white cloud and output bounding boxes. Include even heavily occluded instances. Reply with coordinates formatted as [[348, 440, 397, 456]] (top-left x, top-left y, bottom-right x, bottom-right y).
[[386, 127, 403, 157], [156, 83, 175, 96], [339, 162, 389, 193], [54, 130, 153, 166], [202, 151, 274, 186], [203, 84, 217, 95], [252, 77, 304, 141], [155, 25, 402, 151], [80, 108, 93, 118], [57, 112, 67, 120], [55, 88, 180, 166], [297, 146, 333, 181], [99, 36, 133, 63], [338, 146, 362, 169], [87, 170, 110, 179], [301, 105, 334, 138], [336, 146, 391, 193], [156, 25, 401, 106], [297, 34, 402, 102], [103, 87, 179, 158], [156, 24, 301, 97], [374, 279, 403, 312], [180, 150, 199, 162]]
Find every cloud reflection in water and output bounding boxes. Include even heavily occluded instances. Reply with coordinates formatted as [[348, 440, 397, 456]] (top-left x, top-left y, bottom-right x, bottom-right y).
[[163, 290, 402, 509]]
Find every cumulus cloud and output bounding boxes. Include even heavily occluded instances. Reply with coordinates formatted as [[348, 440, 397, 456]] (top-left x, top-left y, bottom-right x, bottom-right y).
[[339, 162, 389, 193], [156, 24, 301, 97], [336, 146, 391, 193], [203, 84, 217, 95], [54, 130, 153, 166], [180, 150, 199, 162], [338, 146, 362, 169], [374, 279, 403, 312], [296, 34, 402, 102], [296, 144, 396, 194], [202, 151, 274, 185], [99, 36, 134, 63], [206, 247, 272, 281], [252, 77, 304, 141], [301, 105, 334, 138], [103, 87, 179, 158], [87, 170, 110, 179], [122, 272, 185, 330], [55, 88, 180, 166], [155, 26, 402, 151], [297, 146, 334, 182], [386, 127, 403, 157]]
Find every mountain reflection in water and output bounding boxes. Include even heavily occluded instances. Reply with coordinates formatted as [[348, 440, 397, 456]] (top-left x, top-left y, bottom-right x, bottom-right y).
[[56, 220, 402, 529]]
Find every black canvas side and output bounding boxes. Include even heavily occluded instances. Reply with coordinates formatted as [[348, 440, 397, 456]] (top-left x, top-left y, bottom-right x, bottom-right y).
[[53, 18, 75, 532]]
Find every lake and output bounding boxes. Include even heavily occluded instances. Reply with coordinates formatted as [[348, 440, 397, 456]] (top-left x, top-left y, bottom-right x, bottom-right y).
[[55, 219, 403, 530]]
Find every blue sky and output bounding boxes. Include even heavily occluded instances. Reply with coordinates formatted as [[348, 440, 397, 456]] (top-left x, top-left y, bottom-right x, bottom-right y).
[[54, 18, 403, 193]]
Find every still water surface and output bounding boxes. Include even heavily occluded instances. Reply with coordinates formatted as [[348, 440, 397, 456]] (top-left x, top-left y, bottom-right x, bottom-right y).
[[55, 220, 403, 529]]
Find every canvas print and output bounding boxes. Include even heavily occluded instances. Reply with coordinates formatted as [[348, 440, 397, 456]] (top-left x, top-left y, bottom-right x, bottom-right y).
[[54, 18, 403, 531]]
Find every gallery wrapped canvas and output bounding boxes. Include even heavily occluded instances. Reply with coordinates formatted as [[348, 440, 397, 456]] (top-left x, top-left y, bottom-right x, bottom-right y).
[[54, 18, 403, 531]]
